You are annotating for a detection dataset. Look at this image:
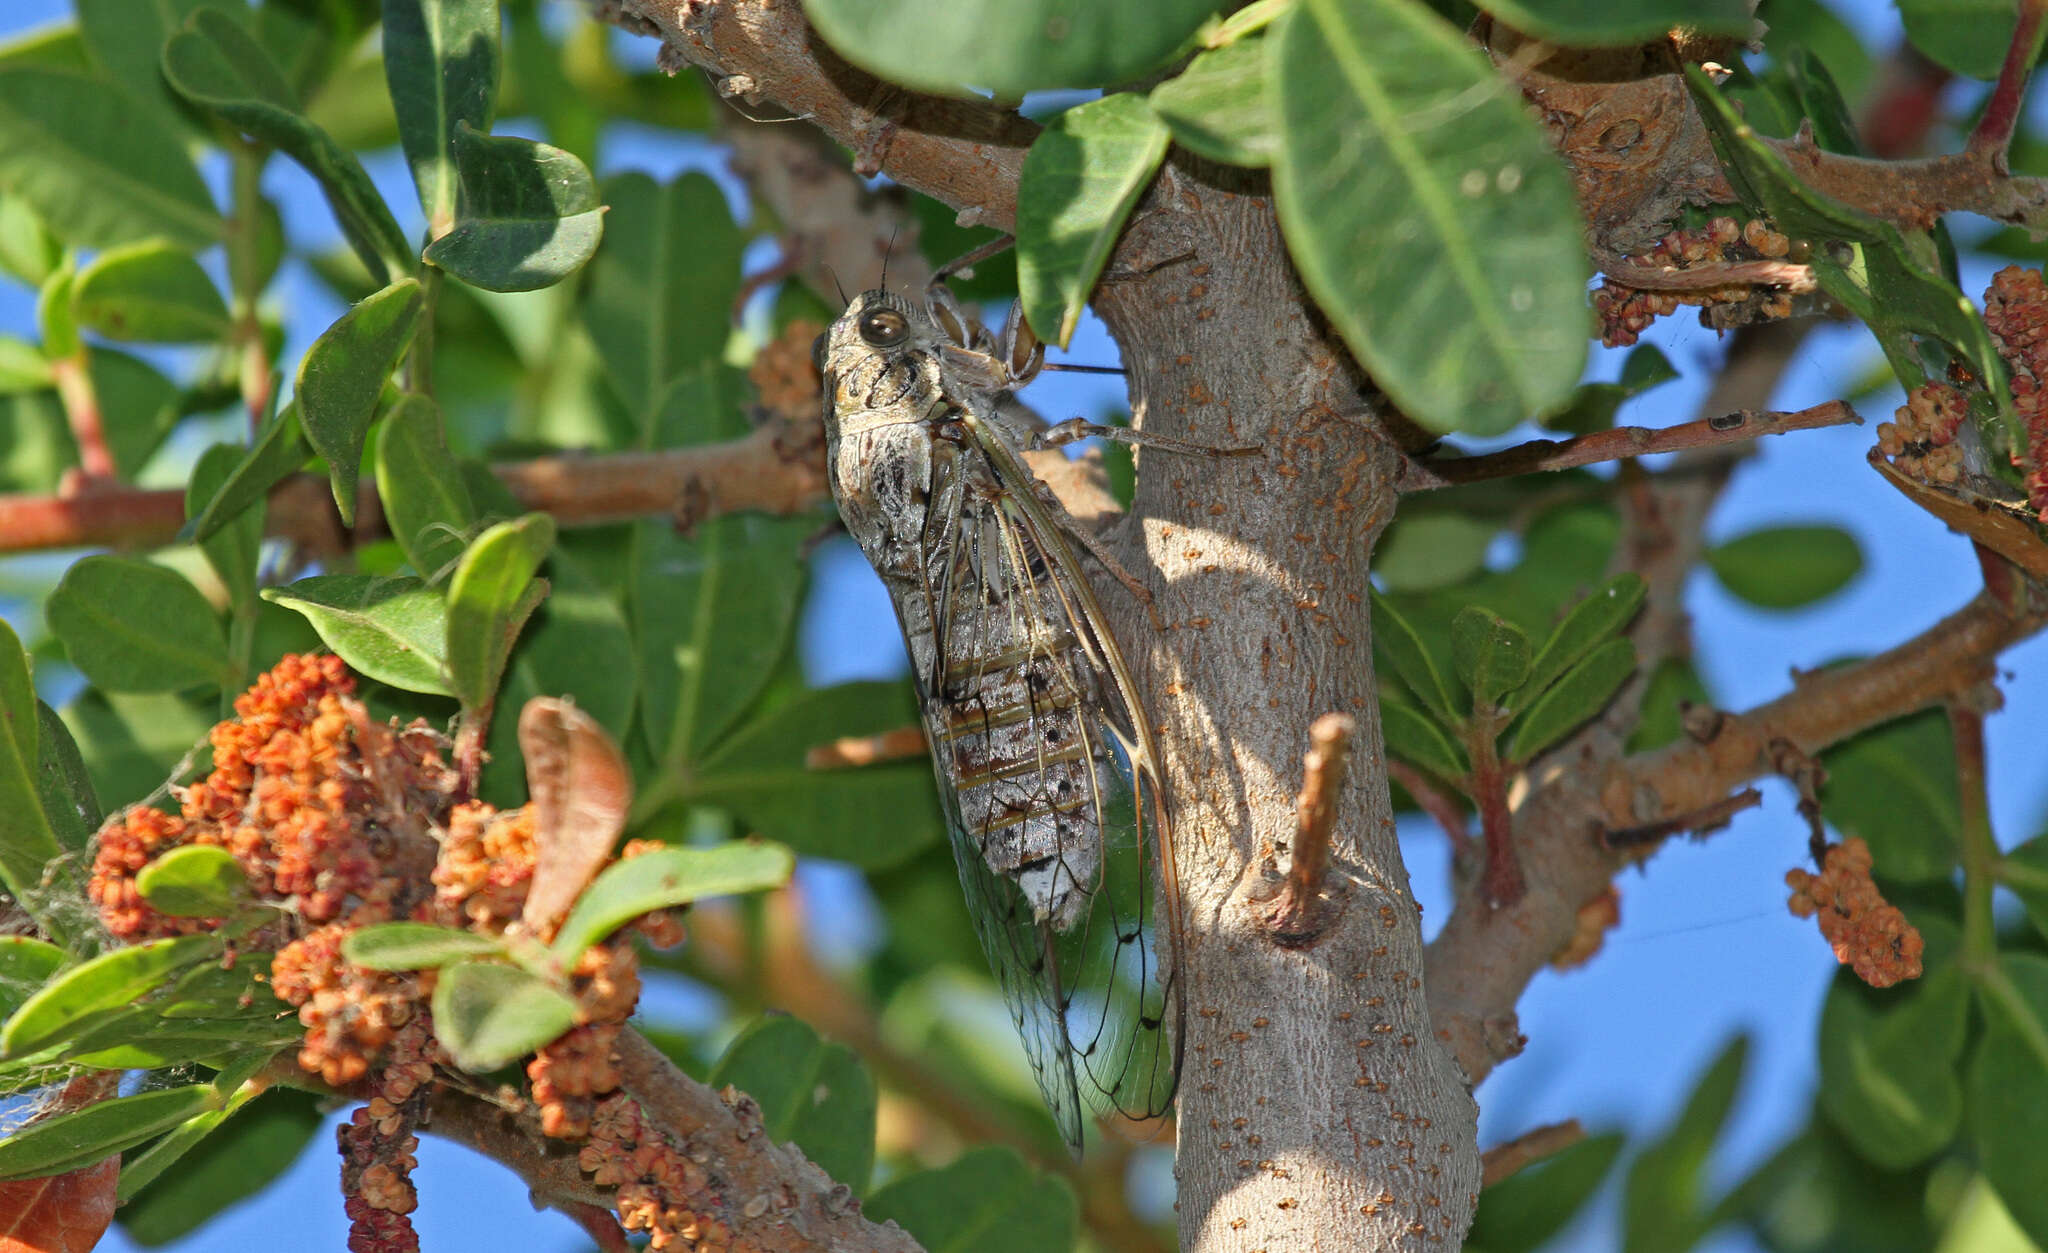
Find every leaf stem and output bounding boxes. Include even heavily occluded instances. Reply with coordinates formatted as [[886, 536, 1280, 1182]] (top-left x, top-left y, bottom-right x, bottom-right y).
[[1968, 0, 2048, 167], [1950, 695, 1998, 973], [227, 144, 274, 431]]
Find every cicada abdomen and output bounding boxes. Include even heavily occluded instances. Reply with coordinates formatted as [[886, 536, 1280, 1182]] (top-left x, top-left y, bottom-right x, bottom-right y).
[[818, 287, 1181, 1150]]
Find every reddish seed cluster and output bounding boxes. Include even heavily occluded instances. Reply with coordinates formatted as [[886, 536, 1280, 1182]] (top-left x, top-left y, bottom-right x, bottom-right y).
[[337, 1018, 436, 1253], [1876, 382, 1970, 485], [270, 922, 423, 1088], [1785, 838, 1924, 988], [528, 942, 640, 1138], [1982, 264, 2048, 517], [1594, 216, 1796, 347], [432, 801, 538, 932], [579, 1094, 764, 1253], [749, 317, 825, 423], [1549, 885, 1621, 971]]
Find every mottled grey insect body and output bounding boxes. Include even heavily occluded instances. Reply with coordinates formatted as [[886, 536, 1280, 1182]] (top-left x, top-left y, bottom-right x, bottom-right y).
[[817, 286, 1179, 1150]]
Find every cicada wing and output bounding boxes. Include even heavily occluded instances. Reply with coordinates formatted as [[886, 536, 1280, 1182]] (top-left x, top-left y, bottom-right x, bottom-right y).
[[911, 442, 1180, 1151]]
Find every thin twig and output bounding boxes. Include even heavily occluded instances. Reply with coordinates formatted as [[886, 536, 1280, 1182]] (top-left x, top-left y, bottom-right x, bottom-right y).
[[1596, 254, 1817, 294], [1479, 1119, 1585, 1188], [1399, 401, 1862, 491], [1266, 713, 1354, 944], [1601, 787, 1761, 849], [804, 725, 927, 769], [1968, 0, 2047, 164], [1387, 759, 1473, 862]]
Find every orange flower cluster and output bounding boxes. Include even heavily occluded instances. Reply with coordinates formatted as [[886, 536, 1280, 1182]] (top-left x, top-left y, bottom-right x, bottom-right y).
[[270, 923, 422, 1088], [1982, 264, 2048, 518], [1785, 838, 1924, 988], [1594, 216, 1797, 348], [1549, 885, 1621, 971], [581, 1094, 761, 1253], [89, 653, 454, 943], [1876, 382, 1970, 485], [748, 317, 825, 423]]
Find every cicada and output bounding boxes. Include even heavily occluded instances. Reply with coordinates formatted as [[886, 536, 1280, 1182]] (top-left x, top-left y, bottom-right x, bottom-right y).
[[816, 284, 1184, 1150]]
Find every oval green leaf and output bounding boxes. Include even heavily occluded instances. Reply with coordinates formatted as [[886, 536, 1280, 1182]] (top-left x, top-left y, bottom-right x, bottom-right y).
[[1379, 693, 1467, 782], [423, 124, 603, 292], [431, 959, 579, 1073], [187, 442, 263, 612], [187, 402, 310, 546], [0, 620, 62, 926], [1818, 708, 1958, 882], [807, 0, 1216, 97], [2, 934, 220, 1057], [163, 8, 410, 281], [1521, 573, 1645, 702], [1148, 36, 1277, 167], [1478, 0, 1750, 44], [1272, 0, 1589, 433], [550, 841, 796, 964], [374, 393, 476, 581], [0, 68, 221, 249], [865, 1146, 1078, 1253], [1372, 511, 1495, 592], [1967, 954, 2048, 1246], [1450, 607, 1531, 709], [446, 512, 556, 712], [342, 921, 507, 970], [0, 936, 66, 1021], [1706, 524, 1862, 610], [710, 1016, 877, 1194], [1469, 1131, 1624, 1253], [381, 0, 501, 232], [1370, 589, 1460, 723], [0, 1085, 220, 1182], [260, 574, 452, 696], [1818, 960, 1966, 1169], [296, 277, 424, 522], [48, 556, 230, 693], [1506, 635, 1634, 762], [71, 240, 230, 343], [136, 845, 251, 918], [1016, 93, 1168, 348], [1898, 0, 2023, 80]]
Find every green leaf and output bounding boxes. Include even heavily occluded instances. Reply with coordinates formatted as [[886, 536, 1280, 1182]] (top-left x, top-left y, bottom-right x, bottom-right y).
[[446, 513, 556, 711], [58, 691, 214, 821], [551, 842, 795, 963], [1506, 636, 1633, 762], [2, 935, 220, 1057], [1818, 954, 1966, 1169], [374, 393, 477, 580], [0, 621, 62, 928], [187, 442, 262, 612], [1706, 524, 1862, 610], [28, 701, 94, 854], [1016, 93, 1168, 348], [1371, 588, 1460, 722], [0, 68, 221, 249], [578, 172, 742, 425], [1522, 573, 1645, 701], [188, 402, 310, 545], [0, 937, 66, 1022], [807, 0, 1215, 97], [136, 845, 250, 918], [70, 239, 230, 343], [710, 1016, 876, 1193], [91, 346, 183, 479], [1541, 344, 1679, 435], [0, 335, 50, 394], [1626, 658, 1710, 753], [866, 1146, 1078, 1253], [73, 0, 218, 138], [1373, 511, 1495, 593], [1450, 607, 1531, 710], [635, 498, 812, 765], [2006, 835, 2048, 944], [1898, 0, 2024, 80], [1969, 954, 2048, 1247], [1622, 1037, 1748, 1253], [1478, 0, 1749, 44], [0, 1085, 219, 1181], [296, 277, 424, 522], [36, 257, 78, 360], [118, 1087, 323, 1240], [0, 192, 64, 287], [342, 922, 507, 969], [163, 9, 410, 281], [431, 958, 579, 1073], [261, 574, 452, 696], [381, 0, 501, 231], [1469, 1131, 1625, 1253], [678, 682, 945, 870], [1378, 693, 1467, 782], [424, 123, 603, 292], [1271, 0, 1588, 434], [1148, 37, 1276, 167], [1819, 708, 1958, 882], [48, 555, 231, 692]]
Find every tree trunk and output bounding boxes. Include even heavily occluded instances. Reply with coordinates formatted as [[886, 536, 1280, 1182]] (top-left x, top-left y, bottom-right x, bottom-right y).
[[1095, 162, 1482, 1251]]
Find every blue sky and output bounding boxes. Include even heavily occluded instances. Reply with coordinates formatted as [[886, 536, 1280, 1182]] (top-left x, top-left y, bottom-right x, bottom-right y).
[[3, 1, 2045, 1249]]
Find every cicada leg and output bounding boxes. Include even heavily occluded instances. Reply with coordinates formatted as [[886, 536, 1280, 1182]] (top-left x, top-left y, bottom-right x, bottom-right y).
[[1032, 418, 1262, 460]]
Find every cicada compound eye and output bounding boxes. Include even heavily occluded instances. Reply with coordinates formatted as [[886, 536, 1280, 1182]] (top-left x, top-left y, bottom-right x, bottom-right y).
[[858, 308, 909, 347]]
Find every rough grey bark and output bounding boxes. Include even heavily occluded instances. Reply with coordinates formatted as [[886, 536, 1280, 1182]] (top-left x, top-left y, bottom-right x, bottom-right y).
[[1095, 165, 1483, 1250]]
